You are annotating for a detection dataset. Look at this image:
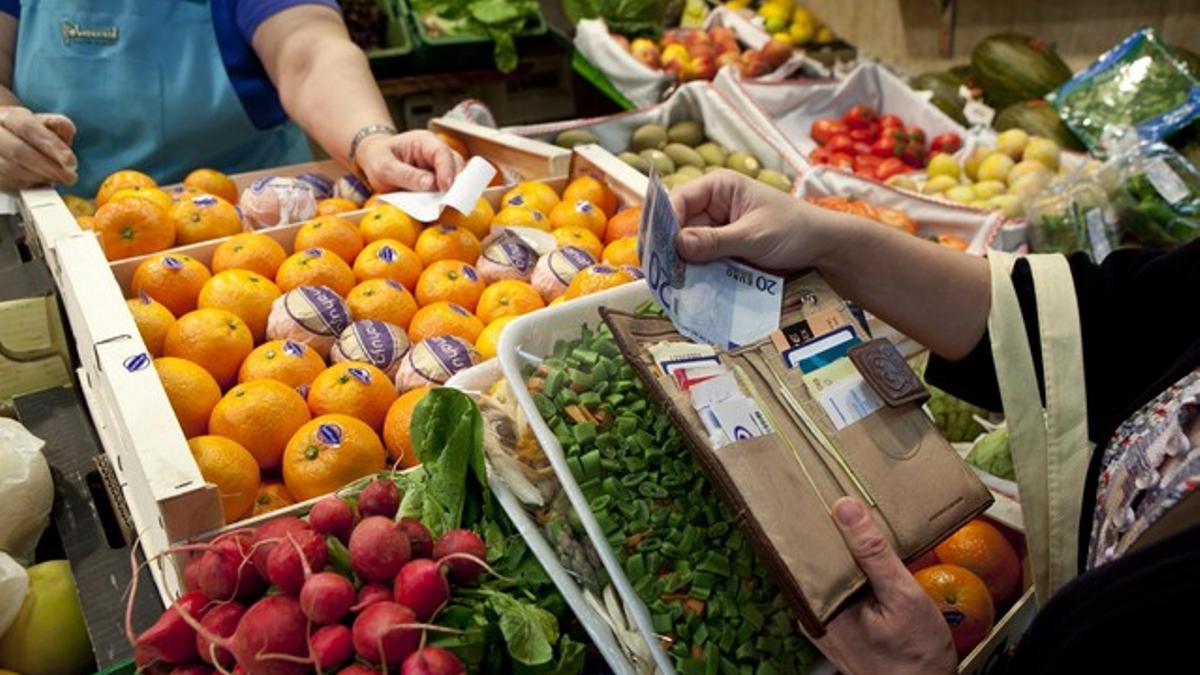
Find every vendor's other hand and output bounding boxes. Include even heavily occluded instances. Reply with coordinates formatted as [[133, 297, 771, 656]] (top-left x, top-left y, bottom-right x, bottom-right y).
[[670, 169, 862, 272], [813, 497, 957, 675], [356, 129, 465, 193], [0, 107, 77, 190]]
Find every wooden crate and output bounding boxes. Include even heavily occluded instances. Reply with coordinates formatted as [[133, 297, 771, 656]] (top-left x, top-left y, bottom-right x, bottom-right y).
[[30, 147, 642, 605]]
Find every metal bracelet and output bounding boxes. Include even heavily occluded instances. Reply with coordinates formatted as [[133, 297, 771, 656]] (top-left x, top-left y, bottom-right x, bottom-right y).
[[348, 124, 398, 163]]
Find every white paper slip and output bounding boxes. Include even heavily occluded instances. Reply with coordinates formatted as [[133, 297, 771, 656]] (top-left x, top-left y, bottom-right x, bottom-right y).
[[689, 372, 741, 410], [697, 405, 733, 449], [816, 374, 884, 430], [380, 155, 497, 222], [649, 341, 716, 372], [710, 396, 774, 442]]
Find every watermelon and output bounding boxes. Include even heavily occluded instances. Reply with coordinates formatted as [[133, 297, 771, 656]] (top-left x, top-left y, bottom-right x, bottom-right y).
[[995, 99, 1085, 152], [910, 71, 968, 126], [971, 34, 1073, 109]]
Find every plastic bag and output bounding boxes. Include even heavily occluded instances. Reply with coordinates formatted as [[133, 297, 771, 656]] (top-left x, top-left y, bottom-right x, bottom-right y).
[[0, 419, 53, 566], [0, 553, 28, 639], [1049, 28, 1200, 154], [1103, 141, 1200, 246], [1024, 174, 1118, 260]]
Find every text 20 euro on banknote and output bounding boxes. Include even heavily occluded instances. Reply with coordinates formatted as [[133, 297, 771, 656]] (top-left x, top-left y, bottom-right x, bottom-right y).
[[638, 173, 783, 349]]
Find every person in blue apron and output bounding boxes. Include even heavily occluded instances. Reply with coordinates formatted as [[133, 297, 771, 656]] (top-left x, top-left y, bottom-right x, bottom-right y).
[[669, 169, 1200, 673], [0, 1, 461, 194]]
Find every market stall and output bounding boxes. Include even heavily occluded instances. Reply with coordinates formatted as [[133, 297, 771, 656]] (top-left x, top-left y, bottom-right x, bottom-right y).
[[3, 1, 1199, 674]]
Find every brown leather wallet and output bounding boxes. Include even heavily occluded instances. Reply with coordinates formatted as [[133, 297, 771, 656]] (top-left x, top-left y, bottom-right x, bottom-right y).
[[600, 272, 992, 636]]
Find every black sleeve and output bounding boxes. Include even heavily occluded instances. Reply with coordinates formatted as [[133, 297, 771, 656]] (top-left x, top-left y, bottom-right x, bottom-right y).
[[1004, 520, 1200, 674], [926, 238, 1200, 444]]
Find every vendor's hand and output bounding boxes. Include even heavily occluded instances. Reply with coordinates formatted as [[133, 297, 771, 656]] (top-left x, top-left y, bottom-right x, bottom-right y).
[[0, 107, 77, 190], [670, 169, 863, 271], [812, 498, 957, 675], [356, 129, 465, 193]]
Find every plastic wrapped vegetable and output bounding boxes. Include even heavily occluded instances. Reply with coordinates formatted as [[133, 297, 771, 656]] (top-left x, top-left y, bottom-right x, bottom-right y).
[[1049, 28, 1200, 155], [1105, 142, 1200, 246], [1025, 177, 1119, 260], [927, 384, 990, 443], [966, 428, 1015, 481]]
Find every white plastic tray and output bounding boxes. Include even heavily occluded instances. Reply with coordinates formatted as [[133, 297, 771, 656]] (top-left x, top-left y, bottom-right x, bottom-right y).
[[497, 281, 676, 674], [445, 359, 636, 675]]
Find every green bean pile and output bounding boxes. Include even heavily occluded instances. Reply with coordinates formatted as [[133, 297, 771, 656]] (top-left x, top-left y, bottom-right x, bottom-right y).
[[526, 322, 815, 675]]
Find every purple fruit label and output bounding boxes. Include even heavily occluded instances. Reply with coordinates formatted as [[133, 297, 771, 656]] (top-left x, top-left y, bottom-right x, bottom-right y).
[[351, 320, 404, 367], [296, 384, 310, 398], [384, 279, 404, 292], [378, 245, 397, 263], [250, 176, 273, 192], [317, 422, 343, 446], [449, 304, 470, 317], [162, 256, 183, 270], [192, 195, 218, 207], [419, 336, 475, 380], [622, 265, 645, 280], [338, 174, 369, 199], [283, 341, 305, 356], [297, 172, 333, 198], [347, 366, 372, 384], [560, 246, 595, 268], [550, 246, 595, 285], [508, 194, 525, 207], [438, 225, 454, 234], [462, 265, 478, 282], [138, 289, 152, 304], [483, 233, 534, 273], [577, 200, 593, 213], [592, 264, 615, 275], [305, 248, 323, 257], [123, 353, 149, 372]]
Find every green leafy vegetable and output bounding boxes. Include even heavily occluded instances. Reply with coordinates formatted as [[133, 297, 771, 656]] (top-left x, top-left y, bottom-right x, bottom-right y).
[[411, 387, 486, 535], [490, 591, 559, 665], [412, 0, 541, 72], [562, 0, 669, 37], [966, 428, 1016, 481]]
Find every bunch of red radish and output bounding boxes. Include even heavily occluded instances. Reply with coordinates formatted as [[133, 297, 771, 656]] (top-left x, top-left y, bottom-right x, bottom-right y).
[[130, 477, 489, 675]]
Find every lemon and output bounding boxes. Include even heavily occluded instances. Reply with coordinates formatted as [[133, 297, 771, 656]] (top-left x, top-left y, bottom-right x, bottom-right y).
[[1009, 172, 1051, 197], [944, 185, 977, 204], [925, 153, 961, 181], [987, 194, 1024, 217], [977, 153, 1015, 184], [972, 180, 1006, 199], [921, 175, 960, 195], [1007, 160, 1050, 187], [1022, 136, 1061, 171], [995, 129, 1030, 160], [963, 147, 990, 181]]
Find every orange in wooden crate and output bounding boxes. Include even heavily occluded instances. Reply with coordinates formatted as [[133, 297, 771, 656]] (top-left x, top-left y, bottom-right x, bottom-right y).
[[414, 225, 481, 267], [438, 197, 494, 241], [345, 279, 419, 331], [602, 237, 639, 267], [563, 264, 635, 301], [238, 339, 327, 395], [252, 481, 295, 517], [163, 308, 254, 388], [475, 315, 517, 360], [294, 215, 364, 265], [934, 519, 1022, 606], [415, 260, 485, 312], [283, 414, 386, 501], [126, 294, 175, 357], [110, 186, 173, 212], [359, 203, 421, 248], [552, 226, 603, 261], [491, 205, 549, 232], [276, 247, 356, 297], [382, 387, 431, 467], [188, 434, 261, 523], [502, 180, 560, 216], [183, 168, 239, 204], [209, 379, 312, 471], [155, 356, 222, 438], [407, 302, 484, 345], [915, 564, 995, 657], [352, 239, 423, 291], [212, 232, 288, 279], [131, 253, 212, 317], [605, 206, 641, 244], [96, 169, 156, 207], [198, 269, 282, 342], [169, 194, 243, 245], [306, 361, 397, 431], [563, 175, 617, 220], [476, 280, 544, 325], [93, 197, 175, 260]]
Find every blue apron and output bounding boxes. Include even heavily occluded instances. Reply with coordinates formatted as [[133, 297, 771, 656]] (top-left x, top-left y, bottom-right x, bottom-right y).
[[12, 0, 312, 195]]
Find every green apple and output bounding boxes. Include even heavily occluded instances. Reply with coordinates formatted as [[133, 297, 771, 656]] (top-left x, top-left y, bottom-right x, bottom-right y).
[[964, 147, 991, 181], [977, 153, 1015, 184], [0, 561, 92, 675]]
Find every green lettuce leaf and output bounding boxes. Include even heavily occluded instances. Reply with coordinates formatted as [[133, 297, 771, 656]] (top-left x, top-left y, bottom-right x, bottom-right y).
[[410, 388, 486, 535]]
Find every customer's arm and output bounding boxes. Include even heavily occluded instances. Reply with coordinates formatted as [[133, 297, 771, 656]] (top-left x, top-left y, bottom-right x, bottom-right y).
[[672, 170, 991, 360], [253, 4, 463, 192], [0, 12, 78, 190]]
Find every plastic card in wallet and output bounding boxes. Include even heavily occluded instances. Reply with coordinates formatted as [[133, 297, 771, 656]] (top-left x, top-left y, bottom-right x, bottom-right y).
[[600, 271, 992, 636]]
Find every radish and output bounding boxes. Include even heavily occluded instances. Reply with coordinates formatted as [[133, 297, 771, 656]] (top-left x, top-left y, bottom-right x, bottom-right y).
[[267, 528, 328, 595], [309, 497, 355, 544], [433, 530, 486, 584], [358, 478, 399, 518], [393, 559, 450, 621], [401, 647, 465, 675], [169, 665, 216, 675], [354, 582, 393, 611], [197, 534, 266, 601], [309, 623, 354, 670], [398, 519, 433, 559], [196, 601, 245, 668], [349, 516, 411, 582], [299, 571, 355, 624], [134, 590, 212, 667], [352, 602, 420, 666], [183, 555, 203, 592], [176, 594, 311, 675], [252, 516, 309, 578], [338, 665, 380, 675]]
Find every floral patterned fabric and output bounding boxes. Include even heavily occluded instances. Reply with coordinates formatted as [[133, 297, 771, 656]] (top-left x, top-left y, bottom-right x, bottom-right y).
[[1088, 367, 1200, 569]]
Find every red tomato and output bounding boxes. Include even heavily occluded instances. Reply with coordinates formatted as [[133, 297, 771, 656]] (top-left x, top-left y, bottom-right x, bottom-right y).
[[842, 105, 877, 129], [829, 153, 854, 171], [848, 123, 880, 143], [878, 114, 904, 130], [901, 145, 927, 168], [810, 119, 849, 146], [825, 134, 854, 155], [906, 126, 927, 149], [870, 135, 903, 158], [930, 132, 963, 155], [852, 141, 873, 157], [809, 147, 832, 164], [854, 154, 883, 173], [875, 157, 908, 181]]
